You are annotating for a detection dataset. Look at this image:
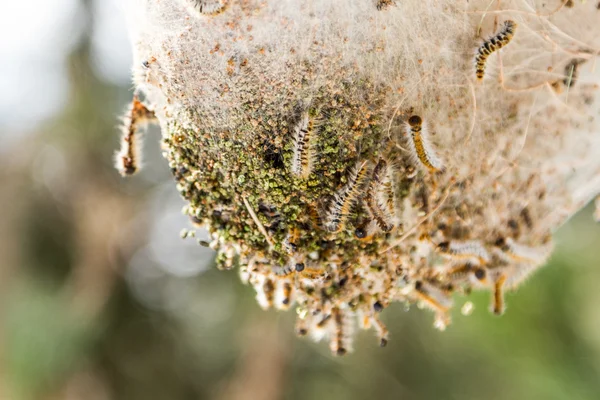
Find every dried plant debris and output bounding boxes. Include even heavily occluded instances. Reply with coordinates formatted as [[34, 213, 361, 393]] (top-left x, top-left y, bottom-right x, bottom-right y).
[[119, 0, 600, 355]]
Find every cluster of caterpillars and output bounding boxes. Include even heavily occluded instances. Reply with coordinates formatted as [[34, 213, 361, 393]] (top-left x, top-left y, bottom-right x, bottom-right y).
[[114, 8, 572, 356], [241, 205, 553, 355], [291, 108, 443, 236], [430, 236, 552, 317], [115, 90, 554, 355], [240, 98, 556, 352], [241, 250, 396, 354]]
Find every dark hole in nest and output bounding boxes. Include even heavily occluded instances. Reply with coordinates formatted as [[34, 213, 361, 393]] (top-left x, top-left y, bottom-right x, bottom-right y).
[[262, 140, 285, 169]]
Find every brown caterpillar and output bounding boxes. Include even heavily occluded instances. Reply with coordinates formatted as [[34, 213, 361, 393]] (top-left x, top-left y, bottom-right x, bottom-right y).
[[475, 20, 517, 81], [406, 116, 444, 172], [283, 227, 301, 254], [275, 280, 294, 310], [255, 277, 275, 310], [491, 274, 507, 316], [376, 0, 395, 10], [115, 95, 157, 176], [371, 314, 389, 347]]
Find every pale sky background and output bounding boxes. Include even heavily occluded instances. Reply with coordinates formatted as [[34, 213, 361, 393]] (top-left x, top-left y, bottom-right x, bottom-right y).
[[0, 0, 215, 304], [0, 0, 131, 143]]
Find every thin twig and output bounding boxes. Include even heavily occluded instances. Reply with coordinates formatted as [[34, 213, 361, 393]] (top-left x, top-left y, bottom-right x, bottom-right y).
[[243, 197, 274, 249], [467, 0, 568, 18]]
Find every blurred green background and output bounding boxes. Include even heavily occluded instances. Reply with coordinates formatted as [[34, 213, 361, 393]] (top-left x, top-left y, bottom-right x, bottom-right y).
[[1, 1, 600, 399]]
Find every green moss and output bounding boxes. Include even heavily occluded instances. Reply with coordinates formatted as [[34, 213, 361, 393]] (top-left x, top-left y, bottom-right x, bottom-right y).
[[161, 69, 407, 279]]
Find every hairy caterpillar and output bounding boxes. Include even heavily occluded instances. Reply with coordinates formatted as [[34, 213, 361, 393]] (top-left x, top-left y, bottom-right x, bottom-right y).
[[272, 263, 294, 277], [446, 263, 487, 284], [255, 277, 275, 310], [329, 308, 352, 356], [283, 227, 301, 254], [382, 162, 399, 220], [275, 280, 294, 310], [324, 161, 370, 232], [414, 281, 452, 314], [365, 159, 395, 233], [371, 314, 389, 347], [491, 274, 507, 315], [115, 95, 157, 176], [180, 0, 227, 16], [406, 116, 444, 172], [475, 20, 517, 81], [291, 111, 315, 179], [495, 237, 552, 265], [437, 240, 491, 265]]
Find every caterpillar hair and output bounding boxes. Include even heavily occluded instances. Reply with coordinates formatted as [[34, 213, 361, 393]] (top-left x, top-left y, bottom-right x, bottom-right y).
[[272, 262, 294, 277], [354, 220, 378, 240], [295, 316, 308, 337], [180, 0, 228, 16], [376, 0, 395, 10], [414, 280, 453, 314], [491, 274, 507, 316], [329, 307, 352, 356], [316, 313, 332, 329], [475, 20, 517, 81], [255, 277, 275, 310], [298, 265, 328, 280], [382, 164, 399, 220], [446, 263, 476, 282], [115, 95, 157, 176], [307, 204, 323, 230], [503, 262, 542, 290], [275, 280, 294, 310], [324, 161, 370, 232], [291, 111, 315, 179], [437, 240, 491, 265], [283, 227, 300, 254], [405, 116, 444, 173], [371, 314, 389, 347], [495, 237, 553, 265], [365, 159, 395, 233]]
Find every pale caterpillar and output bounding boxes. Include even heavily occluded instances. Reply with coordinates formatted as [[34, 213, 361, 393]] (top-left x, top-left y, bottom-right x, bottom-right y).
[[437, 240, 491, 265]]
